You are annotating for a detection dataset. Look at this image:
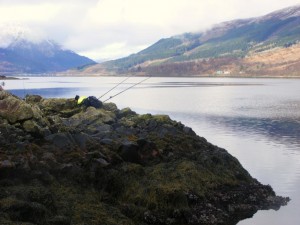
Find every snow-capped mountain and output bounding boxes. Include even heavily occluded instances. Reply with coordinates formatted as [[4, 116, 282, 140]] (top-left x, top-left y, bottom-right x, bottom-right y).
[[0, 24, 95, 75]]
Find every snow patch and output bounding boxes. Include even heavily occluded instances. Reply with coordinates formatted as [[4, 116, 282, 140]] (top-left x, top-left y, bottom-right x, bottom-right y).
[[0, 23, 45, 48]]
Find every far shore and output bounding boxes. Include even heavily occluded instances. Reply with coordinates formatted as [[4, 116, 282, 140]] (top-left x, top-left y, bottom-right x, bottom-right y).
[[2, 73, 300, 79], [0, 75, 21, 80]]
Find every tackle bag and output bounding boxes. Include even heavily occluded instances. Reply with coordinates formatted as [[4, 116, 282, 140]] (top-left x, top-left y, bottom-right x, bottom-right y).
[[86, 96, 102, 108]]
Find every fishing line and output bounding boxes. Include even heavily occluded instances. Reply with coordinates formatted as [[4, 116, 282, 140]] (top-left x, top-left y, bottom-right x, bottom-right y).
[[98, 74, 133, 100], [103, 76, 151, 103]]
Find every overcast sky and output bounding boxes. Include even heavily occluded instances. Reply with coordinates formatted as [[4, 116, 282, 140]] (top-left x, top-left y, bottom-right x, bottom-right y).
[[0, 0, 300, 61]]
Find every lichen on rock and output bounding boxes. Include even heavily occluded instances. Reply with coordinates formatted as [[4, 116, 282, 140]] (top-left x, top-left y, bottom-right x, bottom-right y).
[[0, 90, 289, 225]]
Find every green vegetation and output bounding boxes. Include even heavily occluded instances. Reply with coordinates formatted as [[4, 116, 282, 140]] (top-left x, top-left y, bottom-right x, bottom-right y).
[[103, 13, 300, 73], [104, 38, 184, 71]]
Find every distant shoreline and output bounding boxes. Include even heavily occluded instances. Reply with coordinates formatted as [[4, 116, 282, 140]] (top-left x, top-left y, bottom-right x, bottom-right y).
[[14, 74, 300, 79], [3, 73, 300, 79], [0, 75, 21, 80]]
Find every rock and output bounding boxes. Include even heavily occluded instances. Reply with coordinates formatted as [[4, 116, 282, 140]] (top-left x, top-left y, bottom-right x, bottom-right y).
[[0, 94, 34, 124], [94, 158, 110, 167], [39, 98, 77, 113], [88, 158, 110, 175], [25, 94, 43, 103], [72, 133, 93, 149], [0, 89, 9, 100], [57, 163, 83, 179], [0, 160, 15, 169], [48, 115, 63, 125], [102, 102, 118, 112], [87, 124, 112, 136], [1, 198, 47, 224], [183, 126, 196, 135], [100, 138, 114, 145], [144, 211, 158, 224], [22, 120, 43, 137], [0, 92, 50, 139], [42, 152, 57, 164], [85, 151, 107, 160], [66, 107, 115, 129], [115, 125, 136, 136], [0, 92, 290, 225], [119, 142, 141, 164], [45, 133, 76, 149], [137, 139, 160, 161], [31, 104, 50, 126], [118, 107, 137, 118]]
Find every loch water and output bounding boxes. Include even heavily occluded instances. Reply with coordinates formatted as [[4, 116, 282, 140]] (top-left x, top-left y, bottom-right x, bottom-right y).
[[6, 76, 300, 225]]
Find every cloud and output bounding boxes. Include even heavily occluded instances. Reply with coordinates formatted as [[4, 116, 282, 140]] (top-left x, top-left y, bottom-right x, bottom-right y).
[[79, 42, 149, 62], [0, 23, 46, 48], [71, 0, 300, 61], [0, 3, 60, 24], [0, 0, 300, 61], [0, 0, 98, 5]]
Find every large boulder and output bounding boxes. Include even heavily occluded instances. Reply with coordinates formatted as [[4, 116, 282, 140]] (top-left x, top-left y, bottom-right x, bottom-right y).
[[75, 107, 115, 124], [38, 98, 79, 117], [0, 91, 34, 124], [64, 107, 116, 133], [0, 92, 54, 138]]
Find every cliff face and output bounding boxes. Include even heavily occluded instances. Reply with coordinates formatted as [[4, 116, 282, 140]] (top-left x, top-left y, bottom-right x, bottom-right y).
[[0, 90, 289, 225]]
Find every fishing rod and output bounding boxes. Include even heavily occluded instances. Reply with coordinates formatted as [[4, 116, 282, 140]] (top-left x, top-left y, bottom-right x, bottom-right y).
[[103, 76, 151, 103], [98, 74, 133, 100]]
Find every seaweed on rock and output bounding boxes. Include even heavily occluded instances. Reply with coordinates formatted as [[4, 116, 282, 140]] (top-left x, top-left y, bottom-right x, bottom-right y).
[[0, 90, 289, 225]]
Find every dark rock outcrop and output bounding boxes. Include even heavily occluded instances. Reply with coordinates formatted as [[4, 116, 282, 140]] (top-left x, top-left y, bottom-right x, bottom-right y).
[[0, 90, 289, 225]]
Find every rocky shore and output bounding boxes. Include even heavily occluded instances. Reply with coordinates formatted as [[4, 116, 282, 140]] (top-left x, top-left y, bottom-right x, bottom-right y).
[[0, 90, 289, 225]]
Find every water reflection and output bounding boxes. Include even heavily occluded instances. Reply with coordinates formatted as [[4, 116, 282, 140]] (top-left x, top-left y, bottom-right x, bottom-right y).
[[203, 115, 300, 149]]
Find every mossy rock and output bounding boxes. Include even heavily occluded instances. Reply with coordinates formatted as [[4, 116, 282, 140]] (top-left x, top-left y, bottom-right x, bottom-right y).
[[0, 197, 47, 224], [0, 92, 289, 225], [39, 98, 77, 116], [0, 95, 34, 124]]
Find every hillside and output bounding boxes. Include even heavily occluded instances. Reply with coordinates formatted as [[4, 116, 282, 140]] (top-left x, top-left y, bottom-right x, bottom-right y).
[[82, 5, 300, 77], [0, 27, 95, 75]]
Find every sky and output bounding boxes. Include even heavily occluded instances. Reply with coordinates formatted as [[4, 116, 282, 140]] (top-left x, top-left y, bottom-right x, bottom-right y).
[[0, 0, 300, 62]]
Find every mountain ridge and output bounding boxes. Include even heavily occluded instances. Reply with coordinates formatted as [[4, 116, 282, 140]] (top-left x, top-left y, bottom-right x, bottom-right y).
[[0, 28, 95, 75], [80, 4, 300, 77]]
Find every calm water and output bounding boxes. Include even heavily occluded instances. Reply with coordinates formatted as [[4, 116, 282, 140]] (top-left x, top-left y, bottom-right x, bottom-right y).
[[5, 77, 300, 225]]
